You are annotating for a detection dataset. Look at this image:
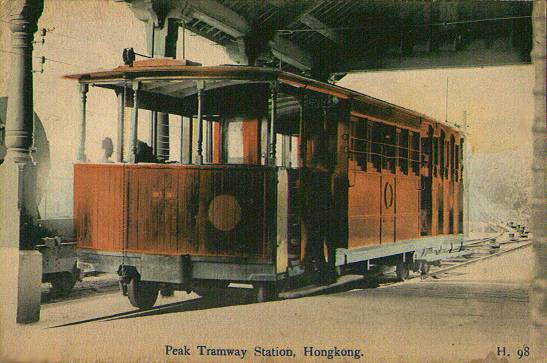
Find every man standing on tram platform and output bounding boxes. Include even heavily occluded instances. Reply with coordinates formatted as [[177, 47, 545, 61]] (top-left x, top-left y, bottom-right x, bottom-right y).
[[301, 131, 337, 285]]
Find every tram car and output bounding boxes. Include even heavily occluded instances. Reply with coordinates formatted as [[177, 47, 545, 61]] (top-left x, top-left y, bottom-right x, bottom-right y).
[[66, 59, 465, 308]]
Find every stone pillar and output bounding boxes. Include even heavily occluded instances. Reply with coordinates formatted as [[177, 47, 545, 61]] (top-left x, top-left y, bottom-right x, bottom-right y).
[[530, 1, 546, 359], [0, 0, 44, 325]]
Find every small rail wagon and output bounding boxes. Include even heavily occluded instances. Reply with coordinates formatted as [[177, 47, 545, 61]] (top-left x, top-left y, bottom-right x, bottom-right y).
[[66, 59, 466, 308]]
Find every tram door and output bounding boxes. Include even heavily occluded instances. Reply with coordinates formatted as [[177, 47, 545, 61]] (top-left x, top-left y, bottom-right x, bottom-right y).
[[380, 125, 396, 244]]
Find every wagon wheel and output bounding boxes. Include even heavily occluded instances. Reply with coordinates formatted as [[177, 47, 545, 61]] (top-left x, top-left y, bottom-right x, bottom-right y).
[[127, 277, 159, 309], [395, 261, 410, 282], [50, 272, 77, 296], [254, 282, 278, 303]]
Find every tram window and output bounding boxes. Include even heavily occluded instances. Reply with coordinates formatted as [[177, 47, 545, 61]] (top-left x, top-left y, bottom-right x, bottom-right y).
[[349, 119, 367, 171], [382, 125, 396, 173], [460, 138, 464, 178], [398, 129, 409, 175], [439, 132, 446, 179], [411, 132, 420, 175], [450, 136, 455, 180], [445, 142, 449, 179], [370, 122, 382, 172], [432, 137, 438, 177], [455, 144, 460, 182], [223, 120, 244, 164]]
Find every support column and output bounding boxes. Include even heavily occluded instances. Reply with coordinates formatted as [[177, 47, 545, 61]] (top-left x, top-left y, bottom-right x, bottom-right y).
[[0, 0, 44, 325], [196, 81, 204, 165], [129, 81, 140, 163], [179, 115, 184, 163], [77, 84, 88, 162], [149, 111, 157, 156], [116, 88, 125, 162]]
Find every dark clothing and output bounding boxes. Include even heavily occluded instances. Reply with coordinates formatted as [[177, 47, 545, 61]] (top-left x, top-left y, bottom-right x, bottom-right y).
[[302, 166, 336, 282], [136, 140, 159, 163]]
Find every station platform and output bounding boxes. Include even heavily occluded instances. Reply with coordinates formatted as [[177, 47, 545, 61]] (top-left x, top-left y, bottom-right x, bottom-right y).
[[0, 243, 536, 362]]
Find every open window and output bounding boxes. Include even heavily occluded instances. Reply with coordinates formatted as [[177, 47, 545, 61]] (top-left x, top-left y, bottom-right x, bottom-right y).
[[349, 118, 368, 171], [411, 131, 420, 176], [382, 124, 396, 173], [397, 128, 409, 175], [440, 130, 446, 179]]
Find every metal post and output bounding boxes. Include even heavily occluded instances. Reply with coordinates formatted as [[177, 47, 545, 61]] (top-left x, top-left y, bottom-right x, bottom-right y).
[[269, 81, 278, 166], [129, 81, 140, 163], [299, 93, 306, 167], [77, 83, 88, 162], [179, 115, 184, 163], [150, 111, 157, 156], [188, 117, 193, 164], [205, 119, 213, 163], [196, 81, 205, 165], [288, 133, 293, 167], [116, 88, 125, 162]]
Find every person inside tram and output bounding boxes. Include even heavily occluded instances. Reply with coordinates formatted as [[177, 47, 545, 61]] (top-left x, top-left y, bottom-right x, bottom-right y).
[[302, 131, 337, 285], [100, 137, 114, 163], [136, 139, 158, 163]]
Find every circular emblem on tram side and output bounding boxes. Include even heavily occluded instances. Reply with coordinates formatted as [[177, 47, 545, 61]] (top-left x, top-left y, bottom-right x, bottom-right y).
[[384, 182, 394, 209], [208, 194, 242, 232]]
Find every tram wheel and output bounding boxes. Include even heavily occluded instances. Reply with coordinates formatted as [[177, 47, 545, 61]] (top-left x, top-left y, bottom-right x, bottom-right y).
[[254, 282, 277, 303], [160, 285, 175, 297], [50, 272, 77, 296], [193, 281, 230, 298], [127, 277, 159, 309], [395, 261, 410, 282]]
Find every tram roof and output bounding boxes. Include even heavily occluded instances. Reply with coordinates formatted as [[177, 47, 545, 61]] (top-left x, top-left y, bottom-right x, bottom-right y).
[[65, 59, 460, 133]]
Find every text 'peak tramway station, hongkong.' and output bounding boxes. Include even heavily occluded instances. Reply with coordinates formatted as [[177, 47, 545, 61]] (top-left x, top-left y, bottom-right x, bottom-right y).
[[0, 1, 545, 362]]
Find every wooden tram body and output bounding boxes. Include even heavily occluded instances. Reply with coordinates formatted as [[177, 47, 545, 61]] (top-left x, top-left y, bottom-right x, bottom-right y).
[[66, 60, 465, 308]]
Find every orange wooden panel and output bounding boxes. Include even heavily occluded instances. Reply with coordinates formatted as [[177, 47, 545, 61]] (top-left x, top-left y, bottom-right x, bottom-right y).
[[242, 118, 261, 165], [395, 175, 420, 240], [348, 172, 381, 248], [443, 178, 450, 234], [453, 181, 460, 234], [125, 165, 275, 260], [212, 122, 222, 164], [74, 164, 124, 251], [75, 164, 275, 261]]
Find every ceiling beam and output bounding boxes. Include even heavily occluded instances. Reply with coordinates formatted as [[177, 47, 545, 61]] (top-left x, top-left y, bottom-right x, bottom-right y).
[[299, 13, 342, 44], [183, 0, 312, 71], [269, 34, 312, 71], [183, 0, 249, 38]]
